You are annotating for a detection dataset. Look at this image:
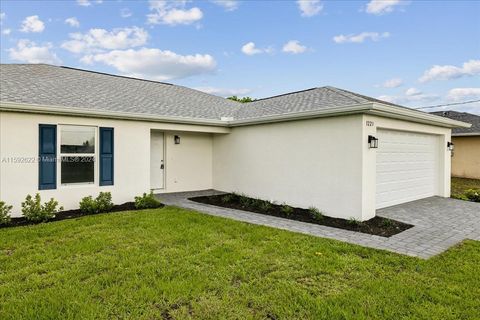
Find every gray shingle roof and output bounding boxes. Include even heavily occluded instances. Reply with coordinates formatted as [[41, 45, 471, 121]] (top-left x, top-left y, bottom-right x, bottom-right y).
[[0, 64, 242, 120], [238, 86, 405, 119], [0, 64, 450, 126], [431, 111, 480, 135]]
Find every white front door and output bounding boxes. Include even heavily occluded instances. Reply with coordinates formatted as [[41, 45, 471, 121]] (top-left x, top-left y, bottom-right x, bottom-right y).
[[376, 129, 440, 209], [150, 131, 164, 190]]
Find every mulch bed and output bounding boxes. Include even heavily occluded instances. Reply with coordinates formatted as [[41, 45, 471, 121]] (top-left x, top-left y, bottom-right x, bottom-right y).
[[0, 202, 164, 229], [190, 194, 412, 237]]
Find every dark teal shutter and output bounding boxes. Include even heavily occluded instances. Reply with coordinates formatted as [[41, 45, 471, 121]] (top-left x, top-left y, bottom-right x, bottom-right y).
[[39, 124, 57, 190], [99, 127, 114, 186]]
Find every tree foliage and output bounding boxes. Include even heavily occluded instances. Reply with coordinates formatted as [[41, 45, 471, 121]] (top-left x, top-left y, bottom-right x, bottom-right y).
[[227, 96, 256, 103]]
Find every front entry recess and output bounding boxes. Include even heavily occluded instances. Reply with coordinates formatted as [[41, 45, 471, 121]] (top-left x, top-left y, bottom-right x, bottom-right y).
[[150, 131, 165, 189]]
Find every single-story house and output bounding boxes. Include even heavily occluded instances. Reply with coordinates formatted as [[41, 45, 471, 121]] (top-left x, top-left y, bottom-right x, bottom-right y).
[[431, 111, 480, 179], [0, 64, 470, 220]]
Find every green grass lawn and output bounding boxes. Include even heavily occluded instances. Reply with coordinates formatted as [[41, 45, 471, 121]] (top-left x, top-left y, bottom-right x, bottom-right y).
[[1, 207, 479, 319], [451, 177, 480, 196]]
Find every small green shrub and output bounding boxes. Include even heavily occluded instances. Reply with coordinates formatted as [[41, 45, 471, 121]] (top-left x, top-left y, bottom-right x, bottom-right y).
[[221, 194, 235, 204], [79, 196, 97, 214], [250, 198, 265, 210], [21, 194, 63, 223], [259, 201, 272, 212], [381, 218, 394, 228], [308, 206, 323, 221], [79, 192, 114, 214], [281, 204, 294, 216], [238, 194, 252, 208], [134, 192, 161, 209], [464, 189, 480, 202], [347, 217, 362, 226], [96, 192, 114, 212], [0, 201, 13, 225]]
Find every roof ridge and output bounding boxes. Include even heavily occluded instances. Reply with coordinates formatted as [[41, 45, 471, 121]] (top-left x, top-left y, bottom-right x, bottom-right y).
[[327, 85, 418, 110], [0, 63, 51, 66], [1, 64, 176, 88], [323, 86, 369, 104], [250, 87, 320, 102], [59, 66, 174, 86]]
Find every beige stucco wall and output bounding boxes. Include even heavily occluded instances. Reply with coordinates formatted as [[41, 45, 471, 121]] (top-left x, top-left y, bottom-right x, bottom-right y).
[[213, 115, 366, 220], [213, 114, 453, 221], [451, 136, 480, 179], [0, 111, 223, 217]]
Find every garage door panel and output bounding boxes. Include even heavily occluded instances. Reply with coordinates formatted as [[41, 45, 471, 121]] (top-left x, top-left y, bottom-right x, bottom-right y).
[[376, 129, 440, 209], [378, 176, 435, 192], [377, 165, 435, 179], [377, 188, 434, 208], [377, 171, 434, 185], [377, 160, 434, 171]]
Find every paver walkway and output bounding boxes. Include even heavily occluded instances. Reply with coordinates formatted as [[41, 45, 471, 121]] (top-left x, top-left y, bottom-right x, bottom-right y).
[[158, 190, 480, 259]]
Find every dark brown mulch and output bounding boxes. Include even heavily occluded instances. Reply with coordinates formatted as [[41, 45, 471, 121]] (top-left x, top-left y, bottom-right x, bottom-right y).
[[0, 202, 164, 229], [189, 194, 412, 237]]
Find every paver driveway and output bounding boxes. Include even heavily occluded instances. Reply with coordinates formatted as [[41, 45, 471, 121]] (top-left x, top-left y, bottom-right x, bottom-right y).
[[160, 191, 480, 259]]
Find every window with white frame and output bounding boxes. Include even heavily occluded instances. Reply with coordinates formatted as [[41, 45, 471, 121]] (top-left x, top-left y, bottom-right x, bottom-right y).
[[60, 125, 96, 184]]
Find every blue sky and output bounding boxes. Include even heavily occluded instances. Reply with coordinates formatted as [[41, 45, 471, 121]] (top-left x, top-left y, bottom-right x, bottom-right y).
[[1, 0, 479, 113]]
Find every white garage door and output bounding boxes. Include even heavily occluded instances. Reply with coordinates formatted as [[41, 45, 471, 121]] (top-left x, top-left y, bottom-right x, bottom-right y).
[[376, 129, 440, 209]]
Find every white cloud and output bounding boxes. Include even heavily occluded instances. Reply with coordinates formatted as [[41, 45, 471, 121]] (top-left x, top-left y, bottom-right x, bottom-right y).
[[211, 0, 239, 11], [147, 0, 203, 26], [377, 95, 396, 103], [77, 0, 91, 6], [404, 93, 439, 102], [297, 0, 323, 17], [383, 87, 480, 113], [20, 15, 45, 33], [121, 8, 133, 18], [444, 88, 480, 113], [8, 39, 61, 64], [82, 48, 216, 81], [421, 88, 480, 114], [65, 17, 80, 28], [365, 0, 405, 15], [241, 42, 272, 55], [447, 88, 480, 101], [282, 40, 307, 54], [405, 87, 422, 96], [62, 27, 148, 54], [194, 86, 252, 97], [77, 0, 102, 6], [333, 32, 390, 44], [377, 90, 439, 106], [242, 42, 260, 55], [379, 78, 403, 88], [419, 59, 480, 83], [0, 12, 8, 35], [161, 8, 202, 25]]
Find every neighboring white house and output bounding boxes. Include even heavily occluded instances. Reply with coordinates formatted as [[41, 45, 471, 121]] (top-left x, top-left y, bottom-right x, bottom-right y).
[[0, 64, 470, 220]]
